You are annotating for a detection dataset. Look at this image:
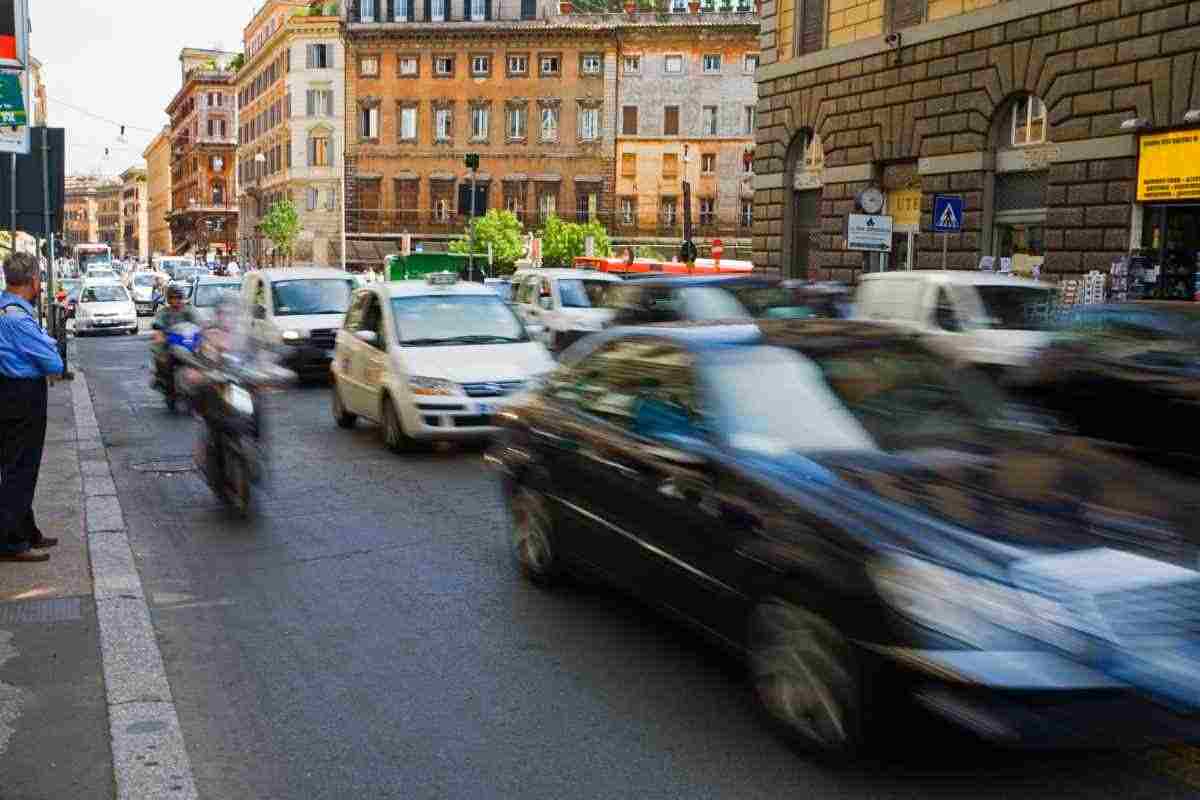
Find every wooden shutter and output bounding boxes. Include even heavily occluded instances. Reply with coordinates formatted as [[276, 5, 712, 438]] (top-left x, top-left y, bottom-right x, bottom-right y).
[[664, 106, 678, 136], [799, 0, 825, 55], [623, 106, 637, 135]]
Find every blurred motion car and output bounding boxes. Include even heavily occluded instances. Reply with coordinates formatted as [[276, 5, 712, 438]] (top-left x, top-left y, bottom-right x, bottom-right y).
[[243, 267, 357, 377], [189, 276, 243, 325], [1022, 303, 1200, 475], [510, 268, 622, 352], [491, 318, 1200, 753]]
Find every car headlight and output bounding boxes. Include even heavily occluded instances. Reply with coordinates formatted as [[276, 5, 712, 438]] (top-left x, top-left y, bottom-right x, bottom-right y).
[[408, 376, 462, 396], [280, 329, 304, 342]]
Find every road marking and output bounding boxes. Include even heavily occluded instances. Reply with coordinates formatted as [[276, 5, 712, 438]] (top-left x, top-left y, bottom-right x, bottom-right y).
[[72, 372, 199, 800]]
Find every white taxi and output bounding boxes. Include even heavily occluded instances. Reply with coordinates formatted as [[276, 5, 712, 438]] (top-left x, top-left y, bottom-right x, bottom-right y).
[[330, 273, 556, 449]]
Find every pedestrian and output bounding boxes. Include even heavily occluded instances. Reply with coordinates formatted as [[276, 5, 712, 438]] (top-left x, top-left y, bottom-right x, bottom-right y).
[[0, 253, 64, 563]]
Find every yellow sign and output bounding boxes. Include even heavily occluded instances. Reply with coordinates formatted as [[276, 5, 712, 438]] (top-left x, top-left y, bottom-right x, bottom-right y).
[[1137, 130, 1200, 202], [887, 189, 922, 229]]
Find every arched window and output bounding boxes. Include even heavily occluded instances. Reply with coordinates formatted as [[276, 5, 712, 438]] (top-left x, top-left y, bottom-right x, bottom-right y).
[[1009, 95, 1047, 148]]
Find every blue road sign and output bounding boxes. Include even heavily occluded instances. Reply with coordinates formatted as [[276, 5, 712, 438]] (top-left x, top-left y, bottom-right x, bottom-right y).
[[932, 194, 964, 233]]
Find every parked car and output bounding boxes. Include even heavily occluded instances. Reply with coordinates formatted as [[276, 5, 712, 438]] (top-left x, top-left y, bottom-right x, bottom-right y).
[[509, 268, 623, 352], [243, 267, 356, 377], [491, 318, 1200, 752], [855, 270, 1057, 380]]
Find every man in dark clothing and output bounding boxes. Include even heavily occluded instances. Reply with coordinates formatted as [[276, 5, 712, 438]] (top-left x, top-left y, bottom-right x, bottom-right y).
[[0, 253, 65, 562]]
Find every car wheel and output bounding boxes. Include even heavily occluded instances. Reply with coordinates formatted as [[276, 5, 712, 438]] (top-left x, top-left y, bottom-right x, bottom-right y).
[[331, 382, 357, 429], [381, 396, 417, 453], [748, 599, 865, 755], [509, 483, 561, 585]]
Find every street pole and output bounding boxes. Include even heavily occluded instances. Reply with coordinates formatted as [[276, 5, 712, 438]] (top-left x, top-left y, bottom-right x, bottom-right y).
[[40, 125, 53, 336], [469, 168, 476, 282], [9, 152, 16, 253], [339, 151, 347, 271], [941, 232, 948, 270]]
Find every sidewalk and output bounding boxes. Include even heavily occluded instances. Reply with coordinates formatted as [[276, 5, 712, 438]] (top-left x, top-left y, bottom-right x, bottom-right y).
[[0, 377, 113, 799]]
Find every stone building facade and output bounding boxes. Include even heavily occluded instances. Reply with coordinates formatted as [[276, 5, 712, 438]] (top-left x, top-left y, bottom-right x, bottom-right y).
[[753, 0, 1200, 283], [119, 167, 149, 262], [236, 1, 346, 267], [96, 182, 121, 251], [144, 128, 173, 258], [64, 175, 100, 249], [613, 18, 759, 248]]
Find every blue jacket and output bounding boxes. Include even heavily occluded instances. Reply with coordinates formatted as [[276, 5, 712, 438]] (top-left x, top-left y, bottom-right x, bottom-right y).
[[0, 291, 64, 379]]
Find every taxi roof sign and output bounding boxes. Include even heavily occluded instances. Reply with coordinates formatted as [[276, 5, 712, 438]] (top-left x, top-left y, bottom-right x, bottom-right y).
[[426, 271, 459, 286]]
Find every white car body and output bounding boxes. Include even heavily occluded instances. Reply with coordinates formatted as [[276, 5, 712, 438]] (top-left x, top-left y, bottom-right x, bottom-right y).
[[509, 268, 622, 351], [128, 271, 165, 315], [76, 280, 138, 335], [85, 267, 118, 282], [331, 276, 555, 441], [242, 267, 356, 374], [854, 270, 1056, 370]]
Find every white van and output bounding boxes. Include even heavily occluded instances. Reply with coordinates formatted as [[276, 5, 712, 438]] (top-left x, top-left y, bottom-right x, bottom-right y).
[[855, 271, 1057, 373], [242, 267, 357, 377], [509, 268, 622, 351]]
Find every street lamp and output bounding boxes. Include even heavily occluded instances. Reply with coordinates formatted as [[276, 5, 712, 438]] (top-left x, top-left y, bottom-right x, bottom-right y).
[[680, 145, 696, 265]]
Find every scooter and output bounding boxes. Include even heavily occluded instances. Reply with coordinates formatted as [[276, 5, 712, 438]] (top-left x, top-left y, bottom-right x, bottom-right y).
[[152, 322, 203, 413]]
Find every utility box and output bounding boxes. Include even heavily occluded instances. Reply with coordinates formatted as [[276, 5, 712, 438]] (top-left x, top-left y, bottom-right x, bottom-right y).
[[386, 252, 472, 281]]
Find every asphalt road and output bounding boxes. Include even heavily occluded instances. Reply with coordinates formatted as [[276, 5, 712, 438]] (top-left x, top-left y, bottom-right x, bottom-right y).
[[75, 325, 1200, 800]]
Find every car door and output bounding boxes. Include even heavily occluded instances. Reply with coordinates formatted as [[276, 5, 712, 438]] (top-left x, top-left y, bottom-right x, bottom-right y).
[[335, 291, 369, 415], [357, 293, 390, 419]]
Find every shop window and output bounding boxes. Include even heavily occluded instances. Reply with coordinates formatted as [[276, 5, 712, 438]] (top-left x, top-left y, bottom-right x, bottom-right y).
[[1010, 96, 1047, 147]]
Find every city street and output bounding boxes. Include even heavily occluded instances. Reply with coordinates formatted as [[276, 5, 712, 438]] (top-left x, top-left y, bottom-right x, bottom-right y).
[[72, 328, 1200, 800]]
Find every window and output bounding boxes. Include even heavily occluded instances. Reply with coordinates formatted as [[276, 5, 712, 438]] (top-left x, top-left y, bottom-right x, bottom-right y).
[[326, 188, 336, 211], [507, 54, 528, 75], [471, 55, 491, 76], [471, 106, 489, 140], [308, 133, 331, 166], [434, 196, 450, 221], [360, 0, 377, 20], [541, 106, 559, 141], [576, 192, 597, 222], [1011, 95, 1046, 147], [470, 0, 486, 19], [703, 106, 718, 135], [579, 107, 599, 141], [434, 55, 454, 76], [664, 54, 684, 74], [702, 54, 722, 73], [622, 55, 641, 74], [306, 187, 319, 211], [741, 200, 753, 227], [395, 0, 411, 19], [359, 55, 380, 77], [744, 104, 756, 135], [744, 53, 759, 73], [359, 106, 379, 139], [581, 54, 602, 75], [306, 89, 333, 117], [699, 197, 715, 225], [664, 105, 679, 136], [671, 0, 686, 10], [306, 43, 331, 69], [621, 153, 637, 176], [540, 54, 561, 76], [435, 107, 453, 141], [661, 196, 678, 226], [207, 119, 215, 137], [701, 153, 716, 173], [399, 106, 417, 141], [622, 106, 638, 136], [539, 191, 556, 222], [507, 105, 527, 139], [398, 56, 419, 76], [431, 0, 447, 20], [620, 197, 634, 224], [662, 153, 678, 177]]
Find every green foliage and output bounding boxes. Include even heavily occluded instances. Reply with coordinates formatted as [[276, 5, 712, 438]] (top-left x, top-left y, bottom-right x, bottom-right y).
[[229, 53, 245, 72], [538, 215, 611, 268], [260, 199, 301, 260], [449, 209, 526, 275]]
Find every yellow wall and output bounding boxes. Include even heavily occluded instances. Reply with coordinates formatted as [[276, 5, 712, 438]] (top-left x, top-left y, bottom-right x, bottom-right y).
[[927, 0, 998, 22], [827, 0, 883, 48]]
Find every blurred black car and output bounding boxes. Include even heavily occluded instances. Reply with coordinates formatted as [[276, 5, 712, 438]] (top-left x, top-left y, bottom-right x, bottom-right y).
[[606, 275, 849, 327], [491, 319, 1200, 753], [1022, 303, 1200, 474]]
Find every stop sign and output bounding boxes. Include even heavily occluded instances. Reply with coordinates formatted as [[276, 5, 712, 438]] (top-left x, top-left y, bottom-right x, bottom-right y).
[[712, 239, 724, 262]]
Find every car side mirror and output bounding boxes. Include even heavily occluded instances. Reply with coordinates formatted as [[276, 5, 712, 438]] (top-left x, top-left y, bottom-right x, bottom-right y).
[[253, 305, 266, 320], [538, 296, 554, 311], [355, 330, 379, 346], [935, 305, 962, 332]]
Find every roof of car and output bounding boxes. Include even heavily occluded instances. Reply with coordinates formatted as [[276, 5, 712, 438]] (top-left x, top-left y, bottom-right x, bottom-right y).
[[376, 278, 500, 298], [256, 267, 354, 281], [510, 268, 621, 281], [859, 270, 1050, 288], [618, 275, 779, 288], [575, 319, 918, 354]]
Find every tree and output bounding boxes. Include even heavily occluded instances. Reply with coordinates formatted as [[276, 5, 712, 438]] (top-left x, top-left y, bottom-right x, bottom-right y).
[[229, 53, 245, 72], [539, 215, 611, 268], [448, 209, 525, 275], [260, 199, 301, 265]]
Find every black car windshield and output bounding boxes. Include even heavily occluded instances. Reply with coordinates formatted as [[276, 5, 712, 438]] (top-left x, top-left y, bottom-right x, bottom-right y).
[[733, 286, 842, 320], [194, 283, 241, 307], [975, 286, 1055, 330], [81, 285, 129, 303], [272, 279, 353, 316], [558, 279, 613, 308], [392, 294, 527, 346]]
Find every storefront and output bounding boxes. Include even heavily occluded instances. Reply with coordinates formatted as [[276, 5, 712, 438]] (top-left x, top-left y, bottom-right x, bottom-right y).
[[1135, 129, 1200, 299]]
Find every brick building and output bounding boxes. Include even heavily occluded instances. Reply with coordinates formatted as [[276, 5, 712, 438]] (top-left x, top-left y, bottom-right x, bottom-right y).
[[753, 0, 1200, 284], [236, 0, 346, 267], [144, 128, 173, 258], [166, 48, 240, 262]]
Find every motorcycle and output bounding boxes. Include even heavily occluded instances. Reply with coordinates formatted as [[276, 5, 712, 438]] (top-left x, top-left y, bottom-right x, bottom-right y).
[[179, 348, 293, 516], [152, 322, 203, 413]]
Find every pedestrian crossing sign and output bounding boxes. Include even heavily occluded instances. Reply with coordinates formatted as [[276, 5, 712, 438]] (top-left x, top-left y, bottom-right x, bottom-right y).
[[932, 194, 964, 232]]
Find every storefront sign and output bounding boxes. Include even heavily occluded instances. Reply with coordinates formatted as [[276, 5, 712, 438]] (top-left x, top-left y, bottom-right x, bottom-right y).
[[1137, 130, 1200, 201], [887, 189, 921, 229], [846, 214, 893, 252]]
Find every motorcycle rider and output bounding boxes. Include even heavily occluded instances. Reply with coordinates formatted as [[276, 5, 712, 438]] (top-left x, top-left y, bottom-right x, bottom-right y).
[[150, 284, 202, 396]]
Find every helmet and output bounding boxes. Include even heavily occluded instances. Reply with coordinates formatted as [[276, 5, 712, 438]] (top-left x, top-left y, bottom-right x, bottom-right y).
[[166, 284, 186, 300]]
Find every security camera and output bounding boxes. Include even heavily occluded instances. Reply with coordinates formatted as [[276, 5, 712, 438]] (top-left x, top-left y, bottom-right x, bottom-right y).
[[885, 32, 901, 48]]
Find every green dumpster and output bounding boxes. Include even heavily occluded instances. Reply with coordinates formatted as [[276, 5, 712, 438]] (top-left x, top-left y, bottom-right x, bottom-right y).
[[386, 252, 473, 281]]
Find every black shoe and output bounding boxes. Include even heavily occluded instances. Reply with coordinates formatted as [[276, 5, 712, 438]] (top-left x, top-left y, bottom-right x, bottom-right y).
[[0, 550, 49, 562], [31, 535, 58, 549]]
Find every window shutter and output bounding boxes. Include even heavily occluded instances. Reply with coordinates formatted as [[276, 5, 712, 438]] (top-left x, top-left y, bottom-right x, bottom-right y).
[[306, 91, 315, 116], [424, 0, 432, 20], [306, 44, 314, 69], [407, 0, 415, 20], [800, 0, 825, 55], [485, 0, 492, 19]]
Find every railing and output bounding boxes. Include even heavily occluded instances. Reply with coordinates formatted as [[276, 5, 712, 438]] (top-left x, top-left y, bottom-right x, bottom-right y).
[[347, 208, 750, 239], [170, 202, 240, 216]]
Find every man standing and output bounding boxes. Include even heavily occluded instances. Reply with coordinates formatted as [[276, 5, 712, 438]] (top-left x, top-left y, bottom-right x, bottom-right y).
[[0, 253, 64, 563]]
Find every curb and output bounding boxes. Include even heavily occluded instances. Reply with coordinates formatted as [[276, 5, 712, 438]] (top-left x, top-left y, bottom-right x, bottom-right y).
[[71, 372, 199, 800]]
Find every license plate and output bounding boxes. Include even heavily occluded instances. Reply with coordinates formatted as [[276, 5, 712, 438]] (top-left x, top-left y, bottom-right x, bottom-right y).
[[97, 320, 116, 326]]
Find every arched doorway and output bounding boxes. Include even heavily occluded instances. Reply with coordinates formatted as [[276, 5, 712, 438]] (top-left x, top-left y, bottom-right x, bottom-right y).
[[782, 127, 822, 279]]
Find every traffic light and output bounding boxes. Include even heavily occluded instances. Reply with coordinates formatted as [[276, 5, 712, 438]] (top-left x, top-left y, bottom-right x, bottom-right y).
[[464, 153, 480, 171]]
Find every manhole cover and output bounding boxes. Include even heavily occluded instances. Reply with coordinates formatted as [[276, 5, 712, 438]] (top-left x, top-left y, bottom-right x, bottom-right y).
[[130, 458, 195, 474]]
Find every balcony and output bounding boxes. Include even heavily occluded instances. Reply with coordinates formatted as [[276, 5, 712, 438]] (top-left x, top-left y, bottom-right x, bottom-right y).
[[169, 202, 239, 218], [349, 208, 590, 235]]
